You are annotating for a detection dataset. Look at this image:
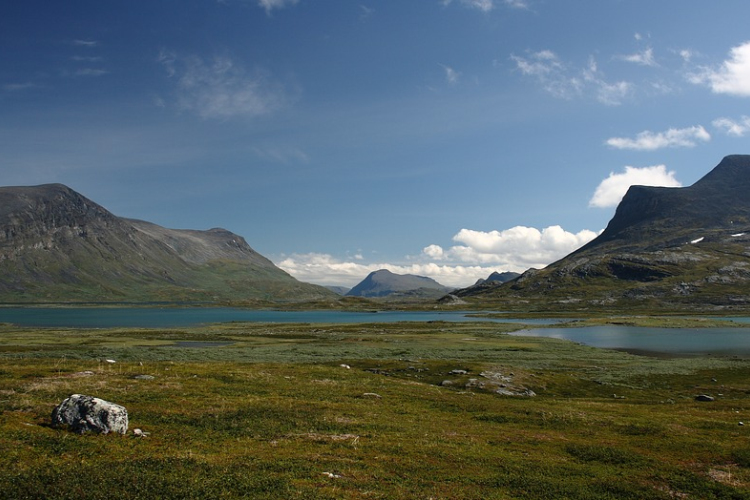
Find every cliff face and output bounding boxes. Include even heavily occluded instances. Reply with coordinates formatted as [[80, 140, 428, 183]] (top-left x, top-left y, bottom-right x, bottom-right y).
[[452, 156, 750, 311], [0, 184, 334, 303]]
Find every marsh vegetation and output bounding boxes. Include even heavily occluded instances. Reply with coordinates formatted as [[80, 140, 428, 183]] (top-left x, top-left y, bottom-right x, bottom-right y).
[[1, 321, 749, 498]]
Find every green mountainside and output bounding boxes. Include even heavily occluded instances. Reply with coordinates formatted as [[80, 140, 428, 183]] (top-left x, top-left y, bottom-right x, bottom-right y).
[[0, 184, 336, 304], [451, 155, 750, 312]]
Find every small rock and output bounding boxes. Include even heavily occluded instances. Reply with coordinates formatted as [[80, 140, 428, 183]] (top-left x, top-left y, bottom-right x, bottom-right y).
[[340, 364, 351, 369], [739, 422, 745, 426], [133, 375, 155, 380], [133, 428, 150, 437], [105, 359, 116, 364], [695, 394, 715, 402], [449, 369, 468, 375], [440, 380, 454, 387], [362, 392, 382, 399]]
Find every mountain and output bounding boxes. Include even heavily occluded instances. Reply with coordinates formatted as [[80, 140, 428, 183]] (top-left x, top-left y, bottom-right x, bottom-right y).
[[347, 269, 453, 299], [0, 183, 336, 304], [476, 271, 522, 286], [325, 286, 351, 295], [451, 155, 750, 311]]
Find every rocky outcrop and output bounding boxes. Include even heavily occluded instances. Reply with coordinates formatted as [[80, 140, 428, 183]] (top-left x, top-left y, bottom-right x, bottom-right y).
[[51, 394, 129, 434], [451, 156, 750, 310]]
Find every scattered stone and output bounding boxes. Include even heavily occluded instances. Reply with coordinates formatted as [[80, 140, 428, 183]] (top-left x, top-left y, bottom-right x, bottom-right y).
[[133, 375, 155, 380], [440, 380, 454, 387], [322, 472, 342, 479], [71, 371, 95, 377], [105, 359, 116, 364], [496, 388, 536, 397], [133, 428, 150, 437], [695, 394, 715, 402], [739, 422, 745, 426], [340, 364, 351, 369], [51, 394, 128, 435], [449, 369, 468, 375], [362, 392, 382, 399]]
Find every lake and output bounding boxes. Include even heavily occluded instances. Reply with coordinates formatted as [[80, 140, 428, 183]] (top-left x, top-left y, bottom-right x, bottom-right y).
[[0, 307, 558, 329], [2, 307, 750, 356]]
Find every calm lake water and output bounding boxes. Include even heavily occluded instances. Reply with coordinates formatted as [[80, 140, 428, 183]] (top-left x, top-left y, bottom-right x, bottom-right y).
[[512, 326, 750, 356], [2, 307, 750, 355], [0, 307, 556, 329]]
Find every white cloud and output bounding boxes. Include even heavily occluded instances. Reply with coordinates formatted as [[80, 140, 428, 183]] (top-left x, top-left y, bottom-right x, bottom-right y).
[[257, 0, 299, 14], [2, 83, 39, 92], [503, 0, 528, 8], [690, 41, 750, 96], [276, 224, 600, 288], [679, 49, 694, 63], [158, 52, 291, 119], [713, 116, 750, 137], [513, 52, 631, 105], [71, 39, 99, 47], [620, 47, 657, 67], [441, 0, 494, 12], [276, 252, 497, 288], [606, 125, 710, 151], [437, 226, 598, 269], [442, 64, 460, 85], [589, 165, 682, 208]]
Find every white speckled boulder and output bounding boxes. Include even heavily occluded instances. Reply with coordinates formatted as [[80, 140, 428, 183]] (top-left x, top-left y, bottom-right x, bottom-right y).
[[51, 394, 129, 435]]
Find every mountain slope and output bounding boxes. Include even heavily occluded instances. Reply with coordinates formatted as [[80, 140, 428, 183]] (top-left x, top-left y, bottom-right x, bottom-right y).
[[347, 269, 453, 299], [452, 155, 750, 311], [0, 183, 335, 303]]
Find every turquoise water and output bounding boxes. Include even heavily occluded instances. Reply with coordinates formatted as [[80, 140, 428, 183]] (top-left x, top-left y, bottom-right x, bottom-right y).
[[0, 307, 556, 329], [3, 308, 750, 355], [512, 325, 750, 356]]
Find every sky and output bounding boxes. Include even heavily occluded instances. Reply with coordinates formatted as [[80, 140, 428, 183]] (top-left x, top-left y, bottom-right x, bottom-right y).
[[2, 1, 750, 288]]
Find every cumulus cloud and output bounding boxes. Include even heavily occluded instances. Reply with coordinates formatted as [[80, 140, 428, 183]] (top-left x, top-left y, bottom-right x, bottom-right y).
[[512, 51, 631, 105], [589, 165, 682, 208], [276, 223, 600, 288], [276, 252, 498, 288], [257, 0, 299, 14], [713, 116, 750, 137], [158, 51, 292, 119], [432, 226, 599, 269], [689, 41, 750, 96], [605, 125, 710, 151]]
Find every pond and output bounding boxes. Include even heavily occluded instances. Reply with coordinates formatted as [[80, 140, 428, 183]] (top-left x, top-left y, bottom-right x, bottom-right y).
[[512, 325, 750, 356]]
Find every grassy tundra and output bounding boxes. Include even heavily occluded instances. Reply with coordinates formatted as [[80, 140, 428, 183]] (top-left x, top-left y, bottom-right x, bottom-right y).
[[0, 320, 749, 499]]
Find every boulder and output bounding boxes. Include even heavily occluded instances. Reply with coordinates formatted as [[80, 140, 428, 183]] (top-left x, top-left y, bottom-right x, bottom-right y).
[[695, 394, 715, 402], [51, 394, 129, 434]]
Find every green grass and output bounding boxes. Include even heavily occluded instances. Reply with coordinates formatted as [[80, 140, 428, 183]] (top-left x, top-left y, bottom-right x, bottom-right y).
[[1, 321, 750, 498]]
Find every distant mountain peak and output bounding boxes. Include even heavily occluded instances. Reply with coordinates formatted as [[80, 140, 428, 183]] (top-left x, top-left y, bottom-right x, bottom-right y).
[[347, 269, 452, 298]]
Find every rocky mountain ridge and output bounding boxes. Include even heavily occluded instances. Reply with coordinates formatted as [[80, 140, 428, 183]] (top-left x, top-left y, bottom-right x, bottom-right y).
[[0, 183, 335, 303], [451, 155, 750, 311]]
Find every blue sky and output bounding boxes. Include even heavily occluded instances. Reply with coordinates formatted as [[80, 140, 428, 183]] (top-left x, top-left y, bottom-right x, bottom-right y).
[[2, 1, 750, 288]]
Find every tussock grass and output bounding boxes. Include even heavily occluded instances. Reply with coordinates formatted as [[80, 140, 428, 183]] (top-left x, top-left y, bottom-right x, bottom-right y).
[[0, 321, 749, 498]]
